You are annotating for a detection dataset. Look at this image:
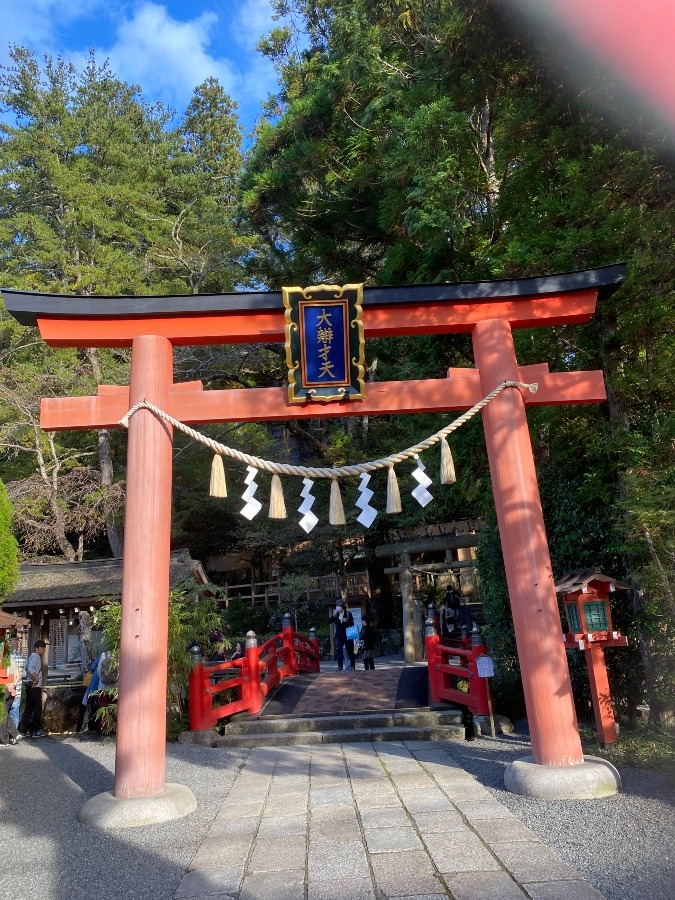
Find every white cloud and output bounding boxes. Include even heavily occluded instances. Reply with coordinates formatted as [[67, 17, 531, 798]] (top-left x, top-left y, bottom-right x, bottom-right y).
[[232, 0, 277, 48], [0, 0, 281, 129], [106, 2, 238, 110]]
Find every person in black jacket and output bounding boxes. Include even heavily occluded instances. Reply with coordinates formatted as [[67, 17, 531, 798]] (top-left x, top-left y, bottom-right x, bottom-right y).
[[360, 616, 377, 670], [328, 603, 356, 671]]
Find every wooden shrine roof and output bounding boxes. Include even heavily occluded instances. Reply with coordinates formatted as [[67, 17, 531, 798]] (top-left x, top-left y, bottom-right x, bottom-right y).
[[2, 264, 626, 326], [2, 549, 208, 609]]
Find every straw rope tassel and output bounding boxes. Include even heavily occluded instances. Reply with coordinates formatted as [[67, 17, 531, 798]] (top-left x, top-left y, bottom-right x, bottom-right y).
[[269, 473, 287, 519], [209, 454, 227, 497], [329, 478, 346, 525], [386, 465, 402, 514], [440, 437, 457, 485]]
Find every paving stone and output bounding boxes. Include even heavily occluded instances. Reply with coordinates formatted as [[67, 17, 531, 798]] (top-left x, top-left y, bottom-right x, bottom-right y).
[[489, 843, 580, 883], [422, 765, 475, 782], [359, 806, 411, 828], [175, 867, 244, 897], [425, 832, 502, 872], [257, 813, 307, 836], [308, 876, 376, 899], [311, 818, 362, 842], [453, 799, 516, 820], [239, 870, 306, 900], [437, 783, 494, 801], [398, 789, 456, 813], [364, 826, 424, 853], [408, 810, 466, 833], [308, 840, 370, 880], [263, 793, 309, 816], [445, 871, 528, 900], [215, 800, 264, 820], [388, 772, 437, 790], [471, 817, 539, 844], [204, 816, 259, 837], [248, 834, 307, 873], [352, 772, 393, 794], [374, 874, 447, 897], [310, 784, 353, 807], [522, 881, 607, 900], [354, 791, 402, 809], [369, 850, 436, 878], [380, 895, 448, 900], [189, 834, 253, 870], [310, 803, 359, 826]]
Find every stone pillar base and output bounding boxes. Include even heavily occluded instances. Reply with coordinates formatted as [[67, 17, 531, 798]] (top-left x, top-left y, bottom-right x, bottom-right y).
[[504, 755, 621, 799], [78, 782, 197, 829]]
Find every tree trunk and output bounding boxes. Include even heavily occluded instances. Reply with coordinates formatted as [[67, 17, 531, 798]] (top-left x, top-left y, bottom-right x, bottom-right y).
[[85, 348, 125, 557]]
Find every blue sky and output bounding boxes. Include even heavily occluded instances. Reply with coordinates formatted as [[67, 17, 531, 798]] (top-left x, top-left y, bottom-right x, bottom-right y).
[[1, 0, 283, 137]]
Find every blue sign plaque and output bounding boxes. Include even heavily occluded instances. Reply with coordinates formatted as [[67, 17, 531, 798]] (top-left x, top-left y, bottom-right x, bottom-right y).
[[283, 284, 366, 403]]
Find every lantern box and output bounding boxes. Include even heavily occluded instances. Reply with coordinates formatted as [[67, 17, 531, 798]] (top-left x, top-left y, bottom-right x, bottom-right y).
[[555, 569, 629, 649]]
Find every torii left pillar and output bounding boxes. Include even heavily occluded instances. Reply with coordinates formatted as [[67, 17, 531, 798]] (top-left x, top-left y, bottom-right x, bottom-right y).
[[79, 335, 197, 826]]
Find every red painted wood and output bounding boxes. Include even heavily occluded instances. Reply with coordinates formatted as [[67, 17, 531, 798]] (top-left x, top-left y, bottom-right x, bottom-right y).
[[40, 369, 606, 430], [472, 318, 584, 767], [114, 335, 174, 799], [585, 644, 618, 745], [34, 291, 598, 347]]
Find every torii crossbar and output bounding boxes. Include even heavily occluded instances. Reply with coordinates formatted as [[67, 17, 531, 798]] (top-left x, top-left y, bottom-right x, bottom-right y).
[[2, 263, 626, 813]]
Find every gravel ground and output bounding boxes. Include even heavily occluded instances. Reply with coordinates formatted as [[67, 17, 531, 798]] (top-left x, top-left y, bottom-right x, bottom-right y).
[[0, 736, 246, 900], [444, 727, 675, 900]]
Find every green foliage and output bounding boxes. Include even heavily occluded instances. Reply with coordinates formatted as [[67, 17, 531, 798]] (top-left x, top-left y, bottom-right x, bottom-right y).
[[0, 478, 19, 599], [95, 579, 223, 725], [475, 518, 526, 720], [580, 723, 675, 783]]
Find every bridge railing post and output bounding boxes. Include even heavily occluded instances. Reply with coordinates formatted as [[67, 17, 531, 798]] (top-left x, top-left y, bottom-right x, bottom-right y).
[[245, 631, 262, 714], [283, 612, 297, 677], [425, 615, 441, 704], [188, 645, 205, 731]]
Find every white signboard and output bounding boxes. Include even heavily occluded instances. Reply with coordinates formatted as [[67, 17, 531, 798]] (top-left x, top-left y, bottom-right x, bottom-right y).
[[476, 655, 494, 678]]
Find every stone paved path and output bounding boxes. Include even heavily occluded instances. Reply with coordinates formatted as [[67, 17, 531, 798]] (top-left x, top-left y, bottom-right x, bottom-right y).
[[174, 741, 606, 900]]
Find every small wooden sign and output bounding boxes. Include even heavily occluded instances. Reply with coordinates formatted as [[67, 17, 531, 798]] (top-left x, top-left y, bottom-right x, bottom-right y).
[[476, 655, 495, 678], [283, 283, 366, 403]]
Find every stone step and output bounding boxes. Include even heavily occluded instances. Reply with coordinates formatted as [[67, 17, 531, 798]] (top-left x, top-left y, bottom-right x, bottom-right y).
[[221, 709, 463, 736], [212, 723, 467, 748]]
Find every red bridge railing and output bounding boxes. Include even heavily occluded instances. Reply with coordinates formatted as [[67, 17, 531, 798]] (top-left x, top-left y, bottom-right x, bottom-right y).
[[188, 614, 320, 731], [425, 618, 492, 716]]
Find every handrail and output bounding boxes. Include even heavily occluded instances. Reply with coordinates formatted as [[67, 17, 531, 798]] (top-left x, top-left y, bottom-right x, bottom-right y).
[[425, 621, 492, 716], [189, 618, 320, 731]]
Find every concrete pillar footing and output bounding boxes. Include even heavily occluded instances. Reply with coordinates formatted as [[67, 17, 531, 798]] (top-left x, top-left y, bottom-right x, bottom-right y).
[[504, 754, 621, 799], [78, 782, 197, 829]]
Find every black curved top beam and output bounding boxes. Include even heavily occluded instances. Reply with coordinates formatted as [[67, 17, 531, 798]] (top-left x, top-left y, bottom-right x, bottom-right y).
[[2, 263, 627, 327]]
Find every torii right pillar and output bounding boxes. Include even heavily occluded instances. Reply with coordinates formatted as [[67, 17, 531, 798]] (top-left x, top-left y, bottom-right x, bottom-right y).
[[472, 319, 621, 798]]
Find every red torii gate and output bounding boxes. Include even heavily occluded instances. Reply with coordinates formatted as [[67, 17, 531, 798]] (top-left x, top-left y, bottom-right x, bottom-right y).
[[3, 263, 625, 822]]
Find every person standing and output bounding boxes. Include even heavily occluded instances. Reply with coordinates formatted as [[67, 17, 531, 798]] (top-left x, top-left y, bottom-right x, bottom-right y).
[[19, 640, 47, 738], [0, 642, 21, 745], [360, 616, 377, 671], [8, 637, 26, 729], [329, 603, 356, 671]]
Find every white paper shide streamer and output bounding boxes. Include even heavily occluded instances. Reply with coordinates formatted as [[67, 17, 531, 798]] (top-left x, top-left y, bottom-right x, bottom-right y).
[[355, 472, 377, 528], [298, 478, 319, 533], [411, 456, 433, 507], [241, 466, 262, 520]]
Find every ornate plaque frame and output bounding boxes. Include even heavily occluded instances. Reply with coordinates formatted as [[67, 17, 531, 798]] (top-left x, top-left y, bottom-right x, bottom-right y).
[[282, 283, 366, 403]]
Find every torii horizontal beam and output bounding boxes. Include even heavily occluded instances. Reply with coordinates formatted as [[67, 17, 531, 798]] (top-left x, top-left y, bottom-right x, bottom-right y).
[[40, 365, 606, 430], [2, 264, 626, 346]]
